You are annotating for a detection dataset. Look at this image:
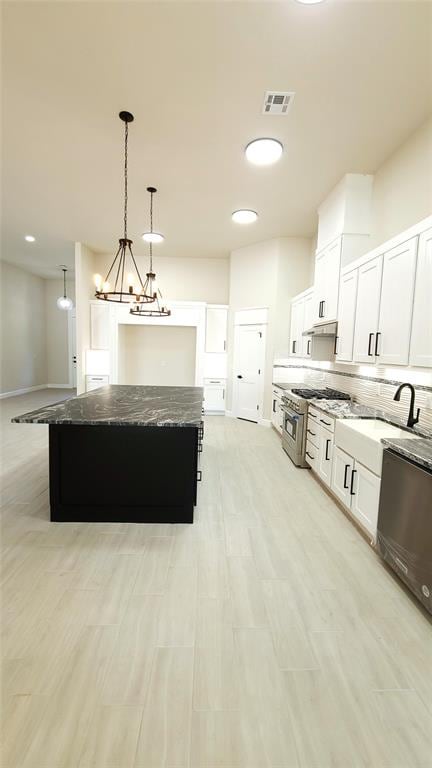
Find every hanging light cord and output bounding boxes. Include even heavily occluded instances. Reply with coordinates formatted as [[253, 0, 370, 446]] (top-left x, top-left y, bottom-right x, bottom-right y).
[[149, 188, 154, 272], [123, 121, 128, 240], [63, 268, 67, 298]]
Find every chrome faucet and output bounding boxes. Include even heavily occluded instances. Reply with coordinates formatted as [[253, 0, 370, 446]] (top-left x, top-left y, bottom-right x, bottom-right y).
[[393, 383, 420, 429]]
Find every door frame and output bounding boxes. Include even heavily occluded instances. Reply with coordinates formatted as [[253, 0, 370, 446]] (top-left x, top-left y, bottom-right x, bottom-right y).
[[68, 309, 77, 389], [232, 307, 268, 423]]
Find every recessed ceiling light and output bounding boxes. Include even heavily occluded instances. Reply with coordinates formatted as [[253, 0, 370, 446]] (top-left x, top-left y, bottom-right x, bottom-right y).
[[142, 232, 164, 243], [25, 235, 35, 242], [245, 138, 283, 166], [232, 210, 258, 224]]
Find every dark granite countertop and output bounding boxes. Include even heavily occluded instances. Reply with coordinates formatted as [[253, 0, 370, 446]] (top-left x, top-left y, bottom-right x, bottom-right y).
[[271, 382, 311, 391], [381, 437, 432, 471], [12, 385, 204, 428]]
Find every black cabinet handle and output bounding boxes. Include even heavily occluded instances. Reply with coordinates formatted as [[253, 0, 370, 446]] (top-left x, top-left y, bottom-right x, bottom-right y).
[[343, 464, 350, 489], [375, 332, 381, 357], [350, 469, 357, 495], [237, 374, 243, 379], [334, 336, 339, 355], [318, 300, 324, 318], [308, 411, 317, 420], [306, 451, 315, 460], [273, 399, 276, 414], [320, 419, 331, 426], [197, 470, 202, 482], [325, 439, 330, 461], [307, 429, 316, 436], [222, 389, 225, 400], [368, 332, 374, 356], [322, 300, 325, 318], [292, 340, 296, 354], [307, 339, 311, 356]]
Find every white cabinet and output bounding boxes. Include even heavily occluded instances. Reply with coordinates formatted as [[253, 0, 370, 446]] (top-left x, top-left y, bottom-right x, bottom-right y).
[[205, 306, 228, 353], [289, 298, 305, 356], [352, 255, 383, 363], [331, 446, 354, 507], [271, 387, 284, 434], [410, 227, 432, 368], [318, 426, 334, 486], [90, 302, 110, 350], [351, 462, 381, 538], [86, 374, 109, 392], [302, 290, 314, 356], [377, 237, 418, 365], [336, 269, 358, 362], [203, 378, 226, 413], [331, 446, 380, 541], [313, 237, 342, 324]]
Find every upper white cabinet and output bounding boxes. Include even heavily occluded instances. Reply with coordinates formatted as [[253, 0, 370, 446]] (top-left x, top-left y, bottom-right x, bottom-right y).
[[409, 227, 432, 368], [289, 288, 313, 357], [336, 269, 358, 362], [352, 255, 383, 363], [377, 237, 418, 365], [205, 306, 227, 353], [313, 238, 342, 324], [90, 302, 110, 350]]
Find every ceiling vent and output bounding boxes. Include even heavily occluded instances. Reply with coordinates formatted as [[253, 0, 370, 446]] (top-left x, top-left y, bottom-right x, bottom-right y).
[[262, 91, 295, 115]]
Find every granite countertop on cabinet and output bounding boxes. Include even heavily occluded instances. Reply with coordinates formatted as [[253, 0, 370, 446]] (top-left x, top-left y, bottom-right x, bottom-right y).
[[272, 382, 313, 391], [308, 399, 432, 437], [381, 437, 432, 471], [12, 385, 204, 428]]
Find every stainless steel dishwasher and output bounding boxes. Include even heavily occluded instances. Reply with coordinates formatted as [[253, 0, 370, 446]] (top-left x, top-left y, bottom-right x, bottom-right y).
[[377, 448, 432, 615]]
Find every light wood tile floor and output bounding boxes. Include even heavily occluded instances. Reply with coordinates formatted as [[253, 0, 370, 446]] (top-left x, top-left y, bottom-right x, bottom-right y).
[[1, 390, 432, 768]]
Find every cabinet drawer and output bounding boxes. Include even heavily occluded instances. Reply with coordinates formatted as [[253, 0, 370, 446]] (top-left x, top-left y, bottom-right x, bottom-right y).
[[305, 440, 319, 471], [306, 419, 320, 448], [204, 378, 226, 386], [317, 412, 335, 433], [308, 406, 320, 423]]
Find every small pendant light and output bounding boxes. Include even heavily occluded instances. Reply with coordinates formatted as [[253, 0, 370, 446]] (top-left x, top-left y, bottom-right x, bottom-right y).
[[130, 187, 170, 317], [57, 266, 73, 311], [94, 112, 153, 304]]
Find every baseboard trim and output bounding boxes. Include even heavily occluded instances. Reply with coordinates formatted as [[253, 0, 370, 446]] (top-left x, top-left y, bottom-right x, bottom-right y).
[[0, 384, 47, 400], [47, 384, 75, 389], [259, 418, 271, 427], [224, 410, 234, 418]]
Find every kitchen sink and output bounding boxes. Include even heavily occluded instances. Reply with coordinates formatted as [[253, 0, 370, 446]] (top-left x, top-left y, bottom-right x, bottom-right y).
[[334, 418, 421, 476]]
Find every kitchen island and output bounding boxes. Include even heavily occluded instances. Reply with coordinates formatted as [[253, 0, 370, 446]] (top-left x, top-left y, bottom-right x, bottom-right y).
[[13, 385, 204, 524]]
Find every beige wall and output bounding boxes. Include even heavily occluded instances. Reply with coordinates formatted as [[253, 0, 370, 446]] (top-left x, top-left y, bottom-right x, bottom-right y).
[[45, 278, 75, 386], [118, 324, 196, 387], [93, 253, 229, 305], [370, 116, 432, 248], [0, 261, 47, 394], [75, 243, 96, 394]]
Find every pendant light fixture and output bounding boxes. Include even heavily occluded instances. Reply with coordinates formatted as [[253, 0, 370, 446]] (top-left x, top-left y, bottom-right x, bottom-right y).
[[57, 266, 74, 311], [94, 111, 152, 304], [130, 187, 170, 317]]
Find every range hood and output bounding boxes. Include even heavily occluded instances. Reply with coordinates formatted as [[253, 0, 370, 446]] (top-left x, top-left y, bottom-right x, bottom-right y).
[[303, 321, 338, 338]]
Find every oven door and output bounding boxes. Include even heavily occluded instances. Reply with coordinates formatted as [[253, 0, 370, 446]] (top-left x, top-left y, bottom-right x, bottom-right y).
[[282, 407, 303, 446]]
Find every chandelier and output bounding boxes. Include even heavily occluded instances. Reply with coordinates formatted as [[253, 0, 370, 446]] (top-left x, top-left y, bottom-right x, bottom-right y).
[[94, 112, 152, 304], [57, 266, 73, 311], [130, 187, 171, 318]]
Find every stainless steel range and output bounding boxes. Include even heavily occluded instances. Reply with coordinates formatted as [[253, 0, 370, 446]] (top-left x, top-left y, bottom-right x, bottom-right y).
[[281, 387, 350, 467]]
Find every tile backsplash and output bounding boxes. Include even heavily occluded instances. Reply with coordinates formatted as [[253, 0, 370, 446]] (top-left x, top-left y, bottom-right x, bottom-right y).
[[273, 360, 432, 434]]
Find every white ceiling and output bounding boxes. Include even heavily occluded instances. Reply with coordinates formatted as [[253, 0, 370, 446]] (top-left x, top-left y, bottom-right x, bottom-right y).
[[2, 0, 432, 278]]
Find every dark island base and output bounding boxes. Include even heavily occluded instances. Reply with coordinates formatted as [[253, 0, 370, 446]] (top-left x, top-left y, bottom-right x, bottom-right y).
[[49, 423, 200, 523]]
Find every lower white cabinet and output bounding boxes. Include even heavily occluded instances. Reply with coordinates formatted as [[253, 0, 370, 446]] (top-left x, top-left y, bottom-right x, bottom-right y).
[[203, 378, 226, 413], [318, 426, 333, 486], [271, 388, 283, 434], [331, 445, 380, 540]]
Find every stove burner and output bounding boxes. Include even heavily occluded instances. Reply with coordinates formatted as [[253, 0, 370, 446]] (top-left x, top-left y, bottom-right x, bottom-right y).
[[291, 387, 350, 401]]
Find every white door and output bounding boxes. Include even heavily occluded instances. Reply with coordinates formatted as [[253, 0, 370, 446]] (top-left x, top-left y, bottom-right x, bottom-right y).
[[353, 255, 383, 363], [336, 269, 358, 362], [318, 426, 333, 487], [331, 445, 354, 507], [233, 324, 266, 422], [410, 227, 432, 368], [351, 461, 381, 541], [302, 291, 314, 356], [323, 237, 342, 321], [205, 307, 227, 353], [378, 237, 418, 365]]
